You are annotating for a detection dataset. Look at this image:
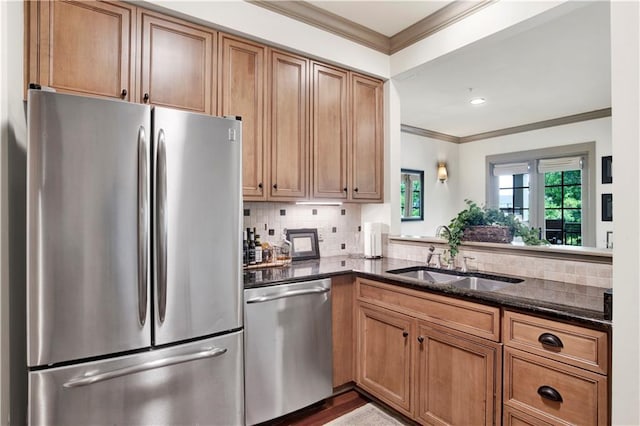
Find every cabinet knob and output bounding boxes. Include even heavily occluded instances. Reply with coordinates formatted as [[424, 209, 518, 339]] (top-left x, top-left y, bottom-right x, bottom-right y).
[[354, 187, 359, 193], [402, 331, 408, 338], [343, 187, 348, 192], [258, 183, 263, 190], [120, 89, 127, 99], [537, 385, 563, 403], [273, 184, 278, 190], [143, 93, 150, 103], [417, 336, 424, 343], [538, 332, 564, 349]]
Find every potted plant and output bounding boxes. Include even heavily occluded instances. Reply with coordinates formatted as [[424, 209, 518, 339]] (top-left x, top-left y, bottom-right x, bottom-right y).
[[441, 200, 547, 258]]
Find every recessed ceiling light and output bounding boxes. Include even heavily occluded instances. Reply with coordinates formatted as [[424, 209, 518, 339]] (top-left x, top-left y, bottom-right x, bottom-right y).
[[470, 97, 486, 105]]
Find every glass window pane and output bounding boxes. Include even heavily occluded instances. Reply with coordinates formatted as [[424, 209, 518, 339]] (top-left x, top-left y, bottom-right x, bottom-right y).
[[498, 175, 513, 188], [563, 186, 581, 208], [545, 209, 561, 220], [564, 209, 582, 224], [564, 170, 581, 185], [499, 189, 513, 208], [545, 186, 562, 208], [545, 171, 561, 186]]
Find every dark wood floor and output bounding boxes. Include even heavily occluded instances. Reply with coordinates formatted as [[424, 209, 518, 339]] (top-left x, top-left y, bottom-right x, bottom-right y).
[[260, 390, 370, 426]]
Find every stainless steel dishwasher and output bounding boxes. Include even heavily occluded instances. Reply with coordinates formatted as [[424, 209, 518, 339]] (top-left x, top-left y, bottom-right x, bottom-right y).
[[244, 278, 332, 425]]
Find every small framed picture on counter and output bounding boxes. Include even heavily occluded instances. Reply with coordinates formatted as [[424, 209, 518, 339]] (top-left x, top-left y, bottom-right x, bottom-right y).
[[286, 228, 320, 261], [602, 193, 613, 222]]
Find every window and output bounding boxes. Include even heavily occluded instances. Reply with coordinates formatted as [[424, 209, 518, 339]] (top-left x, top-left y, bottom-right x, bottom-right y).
[[400, 169, 424, 221], [486, 143, 595, 247]]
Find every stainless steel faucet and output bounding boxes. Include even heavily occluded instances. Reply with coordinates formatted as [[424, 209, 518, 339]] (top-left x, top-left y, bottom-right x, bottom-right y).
[[435, 225, 451, 239]]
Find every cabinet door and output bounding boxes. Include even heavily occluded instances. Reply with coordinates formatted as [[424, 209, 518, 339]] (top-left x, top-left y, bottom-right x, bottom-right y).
[[311, 62, 348, 200], [28, 0, 134, 100], [268, 50, 309, 200], [138, 10, 215, 114], [350, 73, 383, 202], [219, 35, 267, 200], [357, 303, 412, 417], [415, 322, 501, 426]]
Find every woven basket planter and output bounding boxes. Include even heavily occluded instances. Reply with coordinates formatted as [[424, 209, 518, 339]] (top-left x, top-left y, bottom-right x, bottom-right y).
[[462, 225, 513, 243]]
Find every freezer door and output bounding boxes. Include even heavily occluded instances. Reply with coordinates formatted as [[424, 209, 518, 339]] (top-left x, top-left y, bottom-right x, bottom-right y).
[[27, 90, 152, 367], [153, 108, 242, 345], [29, 331, 244, 425]]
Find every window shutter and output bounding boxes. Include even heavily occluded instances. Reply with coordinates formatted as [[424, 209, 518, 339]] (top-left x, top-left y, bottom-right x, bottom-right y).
[[537, 156, 583, 173]]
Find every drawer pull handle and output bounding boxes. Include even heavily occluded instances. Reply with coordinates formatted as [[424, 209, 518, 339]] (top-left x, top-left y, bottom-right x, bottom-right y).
[[402, 331, 408, 338], [538, 332, 564, 348], [537, 385, 563, 403]]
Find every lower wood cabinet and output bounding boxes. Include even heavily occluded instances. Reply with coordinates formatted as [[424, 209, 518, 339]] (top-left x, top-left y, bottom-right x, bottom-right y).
[[357, 303, 413, 417], [348, 281, 611, 426], [415, 322, 501, 426], [331, 275, 355, 388], [355, 279, 502, 426]]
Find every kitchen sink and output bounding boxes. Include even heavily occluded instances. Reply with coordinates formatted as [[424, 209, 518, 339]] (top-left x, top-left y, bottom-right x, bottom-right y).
[[386, 266, 523, 291]]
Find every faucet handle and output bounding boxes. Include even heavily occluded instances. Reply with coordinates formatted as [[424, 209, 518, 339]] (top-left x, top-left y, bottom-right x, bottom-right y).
[[432, 253, 442, 268], [461, 256, 475, 273]]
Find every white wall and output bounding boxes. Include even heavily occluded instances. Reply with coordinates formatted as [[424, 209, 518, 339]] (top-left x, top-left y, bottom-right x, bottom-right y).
[[1, 1, 28, 424], [457, 117, 612, 247], [0, 1, 7, 423], [400, 133, 459, 236], [611, 1, 640, 424]]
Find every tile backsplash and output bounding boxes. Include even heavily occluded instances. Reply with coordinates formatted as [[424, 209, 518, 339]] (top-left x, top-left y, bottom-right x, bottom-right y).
[[386, 239, 613, 288], [243, 202, 362, 257]]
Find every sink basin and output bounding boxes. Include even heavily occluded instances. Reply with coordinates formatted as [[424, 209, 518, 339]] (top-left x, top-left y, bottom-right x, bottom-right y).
[[390, 269, 465, 283], [386, 266, 523, 291]]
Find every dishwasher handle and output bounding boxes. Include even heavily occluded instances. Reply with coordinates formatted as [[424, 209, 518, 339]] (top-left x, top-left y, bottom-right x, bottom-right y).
[[246, 287, 330, 304]]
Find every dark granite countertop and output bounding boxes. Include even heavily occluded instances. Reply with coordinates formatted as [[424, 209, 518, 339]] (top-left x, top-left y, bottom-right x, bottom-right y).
[[243, 256, 611, 328]]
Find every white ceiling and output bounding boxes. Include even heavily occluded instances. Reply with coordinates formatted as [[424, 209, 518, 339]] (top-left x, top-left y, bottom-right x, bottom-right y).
[[304, 1, 611, 138], [308, 1, 451, 37]]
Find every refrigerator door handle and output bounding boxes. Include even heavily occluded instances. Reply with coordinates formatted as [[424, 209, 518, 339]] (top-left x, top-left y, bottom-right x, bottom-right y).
[[157, 129, 168, 323], [246, 287, 330, 304], [137, 126, 148, 327], [62, 347, 228, 388]]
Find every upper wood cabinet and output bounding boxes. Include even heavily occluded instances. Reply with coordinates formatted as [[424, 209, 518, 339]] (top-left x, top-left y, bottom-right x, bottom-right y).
[[137, 10, 216, 114], [268, 50, 309, 200], [311, 62, 349, 200], [27, 0, 135, 100], [350, 73, 384, 202], [219, 35, 267, 200]]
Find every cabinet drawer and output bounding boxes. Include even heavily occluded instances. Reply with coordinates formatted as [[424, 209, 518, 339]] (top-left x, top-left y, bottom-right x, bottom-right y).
[[503, 406, 555, 426], [503, 310, 608, 374], [356, 278, 500, 341], [504, 347, 608, 426]]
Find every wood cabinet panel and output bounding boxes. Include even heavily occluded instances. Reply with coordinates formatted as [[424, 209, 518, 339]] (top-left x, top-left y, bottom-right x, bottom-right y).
[[268, 50, 309, 200], [138, 10, 215, 113], [503, 310, 608, 375], [219, 35, 266, 200], [503, 406, 556, 426], [311, 62, 348, 200], [356, 278, 500, 341], [357, 303, 413, 416], [331, 274, 355, 388], [504, 347, 608, 426], [350, 73, 383, 201], [415, 322, 501, 426], [29, 0, 134, 100]]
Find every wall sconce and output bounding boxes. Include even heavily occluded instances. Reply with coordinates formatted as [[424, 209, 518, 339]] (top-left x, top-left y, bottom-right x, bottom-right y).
[[437, 163, 448, 183]]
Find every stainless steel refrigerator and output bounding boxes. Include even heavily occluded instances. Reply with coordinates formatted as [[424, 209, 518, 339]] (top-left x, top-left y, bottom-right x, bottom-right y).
[[26, 90, 244, 425]]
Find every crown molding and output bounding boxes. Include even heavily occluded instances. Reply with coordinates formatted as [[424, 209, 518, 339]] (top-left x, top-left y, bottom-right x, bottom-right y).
[[458, 108, 612, 143], [246, 0, 492, 55], [401, 108, 612, 144], [401, 124, 460, 143], [246, 0, 390, 53], [390, 1, 495, 54]]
